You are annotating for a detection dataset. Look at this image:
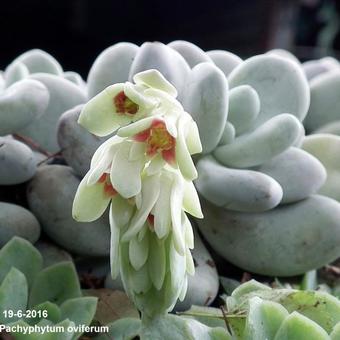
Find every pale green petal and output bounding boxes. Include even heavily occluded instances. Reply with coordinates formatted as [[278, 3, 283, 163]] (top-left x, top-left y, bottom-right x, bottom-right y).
[[87, 143, 119, 185], [123, 82, 157, 109], [186, 120, 202, 154], [109, 204, 120, 279], [129, 232, 149, 271], [183, 213, 194, 249], [78, 83, 131, 136], [72, 173, 110, 222], [90, 135, 124, 168], [111, 194, 134, 228], [130, 263, 152, 294], [133, 69, 178, 97], [176, 115, 198, 181], [163, 114, 178, 138], [146, 154, 166, 176], [148, 236, 166, 290], [138, 223, 148, 242], [169, 237, 187, 297], [145, 88, 183, 112], [135, 191, 142, 210], [185, 247, 195, 276], [170, 173, 186, 255], [154, 171, 172, 239], [122, 174, 161, 241], [110, 142, 144, 198], [178, 277, 188, 302], [183, 180, 203, 218], [117, 116, 156, 138], [129, 142, 146, 161]]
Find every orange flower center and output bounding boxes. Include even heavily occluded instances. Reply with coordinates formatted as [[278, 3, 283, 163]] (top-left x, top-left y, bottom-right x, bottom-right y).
[[98, 173, 117, 198], [147, 120, 175, 156], [114, 91, 139, 116]]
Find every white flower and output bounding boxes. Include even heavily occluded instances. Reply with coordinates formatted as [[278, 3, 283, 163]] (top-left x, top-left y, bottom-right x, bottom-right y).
[[78, 69, 180, 137], [117, 113, 202, 181], [73, 69, 203, 317]]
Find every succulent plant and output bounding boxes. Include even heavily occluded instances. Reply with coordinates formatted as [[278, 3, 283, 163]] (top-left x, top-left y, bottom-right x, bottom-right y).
[[1, 40, 340, 339], [181, 279, 340, 340], [0, 237, 97, 339]]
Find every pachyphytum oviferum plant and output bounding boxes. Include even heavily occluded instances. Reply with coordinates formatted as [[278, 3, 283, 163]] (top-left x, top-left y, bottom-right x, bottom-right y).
[[1, 39, 340, 339]]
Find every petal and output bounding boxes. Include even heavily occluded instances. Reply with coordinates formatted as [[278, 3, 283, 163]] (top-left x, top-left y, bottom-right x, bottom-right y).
[[78, 83, 131, 136], [117, 116, 158, 138], [183, 181, 203, 218], [186, 120, 202, 155], [135, 191, 142, 210], [123, 82, 157, 109], [87, 143, 119, 185], [72, 173, 110, 222], [169, 237, 186, 294], [111, 194, 134, 228], [133, 69, 178, 97], [129, 142, 146, 161], [137, 223, 148, 242], [178, 276, 188, 302], [146, 154, 166, 176], [185, 247, 195, 276], [109, 204, 120, 279], [170, 173, 186, 255], [163, 114, 178, 138], [90, 135, 123, 169], [182, 212, 194, 249], [148, 235, 166, 290], [121, 174, 161, 241], [176, 115, 198, 181], [129, 231, 149, 271], [144, 87, 182, 112], [110, 142, 144, 198], [130, 263, 152, 294], [153, 171, 172, 239]]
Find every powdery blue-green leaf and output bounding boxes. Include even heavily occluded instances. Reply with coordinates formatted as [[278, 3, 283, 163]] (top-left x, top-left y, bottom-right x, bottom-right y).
[[129, 42, 190, 99], [87, 42, 139, 98], [214, 113, 302, 168], [60, 297, 97, 339], [228, 54, 310, 126], [10, 49, 63, 75], [227, 85, 260, 135], [28, 301, 61, 325], [183, 62, 229, 153], [29, 262, 81, 307], [168, 40, 212, 68], [18, 73, 86, 152], [0, 268, 28, 324], [0, 79, 49, 135], [0, 236, 43, 287]]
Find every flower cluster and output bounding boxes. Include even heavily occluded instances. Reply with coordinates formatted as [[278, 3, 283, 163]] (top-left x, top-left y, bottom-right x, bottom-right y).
[[72, 70, 203, 317]]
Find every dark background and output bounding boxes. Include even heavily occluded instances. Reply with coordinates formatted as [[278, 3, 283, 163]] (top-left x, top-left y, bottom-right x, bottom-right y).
[[1, 0, 339, 77]]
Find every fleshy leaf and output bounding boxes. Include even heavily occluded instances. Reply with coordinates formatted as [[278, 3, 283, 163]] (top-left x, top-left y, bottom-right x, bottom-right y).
[[0, 236, 43, 287], [29, 262, 81, 307]]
